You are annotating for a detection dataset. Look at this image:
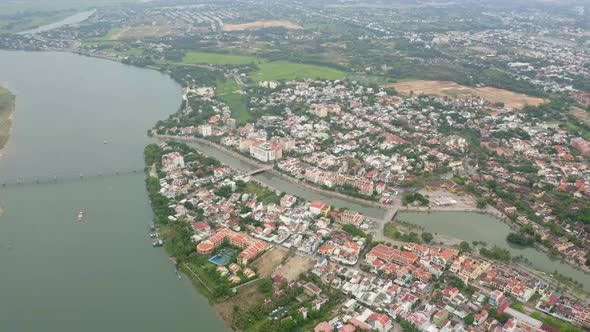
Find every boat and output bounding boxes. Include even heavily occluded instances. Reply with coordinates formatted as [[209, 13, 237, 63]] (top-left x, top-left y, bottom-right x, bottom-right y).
[[152, 239, 163, 247], [77, 211, 84, 222]]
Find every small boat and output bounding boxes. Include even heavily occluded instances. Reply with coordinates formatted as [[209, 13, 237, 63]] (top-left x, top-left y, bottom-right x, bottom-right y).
[[152, 239, 163, 247], [149, 223, 156, 231], [77, 211, 84, 222], [103, 140, 108, 144]]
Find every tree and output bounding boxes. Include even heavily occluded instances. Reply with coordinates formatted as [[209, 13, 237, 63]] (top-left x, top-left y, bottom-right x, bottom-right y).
[[464, 314, 474, 325], [258, 278, 273, 294], [421, 232, 433, 243], [459, 241, 471, 252]]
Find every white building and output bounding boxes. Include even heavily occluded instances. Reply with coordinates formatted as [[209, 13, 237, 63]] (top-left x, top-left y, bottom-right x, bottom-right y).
[[162, 152, 185, 171], [249, 141, 282, 162]]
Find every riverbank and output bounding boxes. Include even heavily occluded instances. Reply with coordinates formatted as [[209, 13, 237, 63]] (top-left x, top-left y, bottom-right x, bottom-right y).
[[0, 87, 15, 158]]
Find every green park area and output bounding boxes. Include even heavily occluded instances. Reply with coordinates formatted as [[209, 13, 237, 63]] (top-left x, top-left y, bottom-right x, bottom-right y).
[[250, 61, 346, 83], [182, 51, 262, 66]]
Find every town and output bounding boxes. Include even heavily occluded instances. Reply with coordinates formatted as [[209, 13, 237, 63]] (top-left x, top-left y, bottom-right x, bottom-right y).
[[145, 140, 588, 332]]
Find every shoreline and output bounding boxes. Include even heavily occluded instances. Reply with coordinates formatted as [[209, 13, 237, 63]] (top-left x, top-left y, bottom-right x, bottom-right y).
[[0, 86, 15, 159]]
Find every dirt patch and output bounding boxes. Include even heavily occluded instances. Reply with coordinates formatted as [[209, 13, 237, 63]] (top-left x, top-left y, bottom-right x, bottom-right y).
[[275, 255, 315, 281], [223, 20, 303, 31], [571, 107, 590, 126], [383, 80, 546, 109], [213, 281, 266, 324], [113, 26, 177, 39], [252, 247, 289, 277]]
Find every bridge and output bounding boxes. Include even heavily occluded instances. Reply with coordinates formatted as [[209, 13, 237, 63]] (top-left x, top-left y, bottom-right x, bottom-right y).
[[0, 168, 144, 188], [245, 166, 273, 177]]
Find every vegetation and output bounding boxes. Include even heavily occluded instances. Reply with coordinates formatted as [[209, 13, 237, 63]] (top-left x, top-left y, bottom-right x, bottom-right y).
[[384, 222, 422, 243], [459, 241, 472, 252], [250, 61, 346, 83], [182, 51, 261, 66], [0, 87, 15, 150], [506, 232, 534, 247], [530, 312, 583, 332], [401, 191, 429, 206], [479, 246, 511, 262]]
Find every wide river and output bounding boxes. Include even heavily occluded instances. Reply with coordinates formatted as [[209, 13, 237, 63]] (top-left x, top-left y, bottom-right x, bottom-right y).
[[0, 51, 226, 331]]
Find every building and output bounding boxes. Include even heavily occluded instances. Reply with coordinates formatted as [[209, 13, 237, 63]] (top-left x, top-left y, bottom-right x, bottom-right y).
[[196, 228, 270, 264], [198, 124, 212, 137], [309, 200, 330, 215], [249, 141, 282, 162], [162, 152, 185, 171], [570, 137, 590, 156], [340, 210, 364, 226]]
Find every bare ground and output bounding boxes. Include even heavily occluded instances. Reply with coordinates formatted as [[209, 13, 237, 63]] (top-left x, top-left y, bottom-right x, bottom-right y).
[[223, 20, 303, 31], [252, 247, 289, 277], [113, 26, 177, 39], [383, 80, 546, 109], [274, 255, 315, 281], [213, 281, 266, 324]]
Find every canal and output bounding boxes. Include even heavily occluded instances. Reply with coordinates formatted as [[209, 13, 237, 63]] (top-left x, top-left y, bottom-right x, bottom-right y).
[[395, 211, 590, 290], [0, 51, 226, 332]]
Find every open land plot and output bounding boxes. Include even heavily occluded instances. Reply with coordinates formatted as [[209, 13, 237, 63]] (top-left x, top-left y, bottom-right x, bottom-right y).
[[252, 247, 289, 277], [223, 20, 303, 31], [571, 107, 590, 126], [182, 51, 262, 65], [213, 281, 266, 324], [113, 25, 178, 39], [384, 80, 546, 109], [274, 255, 315, 281], [251, 61, 347, 83]]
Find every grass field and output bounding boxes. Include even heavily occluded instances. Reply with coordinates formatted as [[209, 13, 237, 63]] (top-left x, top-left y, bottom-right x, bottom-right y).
[[216, 78, 251, 124], [182, 52, 262, 66], [251, 61, 346, 83]]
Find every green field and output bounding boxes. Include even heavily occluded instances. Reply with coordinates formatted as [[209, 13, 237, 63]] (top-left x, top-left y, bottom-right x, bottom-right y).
[[215, 78, 251, 124], [250, 61, 346, 83], [182, 52, 263, 66]]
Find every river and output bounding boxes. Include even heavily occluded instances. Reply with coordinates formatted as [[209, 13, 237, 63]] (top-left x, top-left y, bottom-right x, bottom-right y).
[[395, 211, 590, 290], [0, 51, 226, 332], [18, 11, 96, 35]]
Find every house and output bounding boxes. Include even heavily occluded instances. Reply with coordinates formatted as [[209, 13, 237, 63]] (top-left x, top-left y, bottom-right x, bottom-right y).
[[314, 322, 333, 332], [162, 152, 185, 171], [310, 200, 330, 215], [489, 290, 505, 307], [433, 309, 449, 326]]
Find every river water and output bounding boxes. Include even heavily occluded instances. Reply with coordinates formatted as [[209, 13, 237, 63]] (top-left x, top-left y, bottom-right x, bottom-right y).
[[18, 11, 96, 35], [0, 51, 226, 332], [395, 211, 590, 290]]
